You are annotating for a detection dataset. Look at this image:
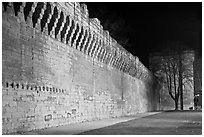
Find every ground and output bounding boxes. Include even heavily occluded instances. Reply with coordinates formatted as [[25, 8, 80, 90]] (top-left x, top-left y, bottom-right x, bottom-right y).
[[12, 110, 202, 135], [80, 110, 202, 135]]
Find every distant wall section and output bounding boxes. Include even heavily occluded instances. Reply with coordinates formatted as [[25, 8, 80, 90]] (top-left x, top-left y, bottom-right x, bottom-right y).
[[149, 50, 194, 110]]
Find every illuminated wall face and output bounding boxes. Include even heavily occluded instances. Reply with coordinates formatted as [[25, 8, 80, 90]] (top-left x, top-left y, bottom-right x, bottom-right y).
[[2, 2, 158, 134]]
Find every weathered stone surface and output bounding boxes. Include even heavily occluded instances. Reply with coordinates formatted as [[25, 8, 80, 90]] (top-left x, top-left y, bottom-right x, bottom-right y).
[[2, 2, 158, 134]]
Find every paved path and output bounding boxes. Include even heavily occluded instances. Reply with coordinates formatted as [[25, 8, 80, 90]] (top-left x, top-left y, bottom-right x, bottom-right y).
[[13, 111, 202, 135], [14, 112, 160, 135], [79, 110, 202, 135]]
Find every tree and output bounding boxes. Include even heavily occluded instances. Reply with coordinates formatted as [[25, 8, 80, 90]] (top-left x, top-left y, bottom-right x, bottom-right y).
[[150, 46, 194, 110], [158, 53, 180, 110]]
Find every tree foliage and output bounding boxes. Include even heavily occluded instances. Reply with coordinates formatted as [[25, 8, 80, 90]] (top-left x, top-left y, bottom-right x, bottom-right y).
[[150, 46, 194, 110]]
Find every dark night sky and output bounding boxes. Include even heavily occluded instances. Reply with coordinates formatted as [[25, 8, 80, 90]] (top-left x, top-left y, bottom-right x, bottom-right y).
[[83, 2, 202, 67]]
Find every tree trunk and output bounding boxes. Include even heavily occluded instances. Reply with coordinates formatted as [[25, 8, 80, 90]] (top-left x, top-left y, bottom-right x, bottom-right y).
[[175, 99, 178, 110], [173, 68, 178, 110], [179, 52, 183, 110]]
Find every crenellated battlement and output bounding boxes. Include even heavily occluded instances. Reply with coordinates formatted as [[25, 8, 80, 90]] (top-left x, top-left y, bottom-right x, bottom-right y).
[[2, 2, 151, 81]]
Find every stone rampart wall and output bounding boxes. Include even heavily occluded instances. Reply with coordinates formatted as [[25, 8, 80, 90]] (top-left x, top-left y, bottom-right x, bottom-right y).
[[2, 2, 157, 134]]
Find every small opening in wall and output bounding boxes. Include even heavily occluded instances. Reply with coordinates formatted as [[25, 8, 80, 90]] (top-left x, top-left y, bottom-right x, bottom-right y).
[[21, 84, 24, 89], [55, 11, 64, 39], [11, 83, 14, 88], [13, 2, 22, 16], [66, 20, 75, 44], [99, 49, 104, 61], [87, 35, 95, 55], [80, 29, 87, 51], [67, 113, 71, 118], [45, 114, 52, 121], [41, 2, 51, 32], [93, 42, 99, 58], [48, 6, 58, 35], [6, 82, 9, 87], [35, 86, 38, 90], [27, 85, 29, 90], [76, 26, 83, 49], [16, 83, 19, 88], [24, 2, 33, 21], [3, 2, 9, 11], [97, 46, 102, 60], [91, 37, 99, 57], [105, 52, 109, 64], [71, 24, 80, 46], [32, 2, 44, 28], [97, 41, 102, 59], [84, 32, 91, 53], [60, 16, 69, 42]]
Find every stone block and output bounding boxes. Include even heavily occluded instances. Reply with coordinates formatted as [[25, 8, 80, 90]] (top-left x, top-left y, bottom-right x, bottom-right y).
[[3, 95, 13, 101], [8, 101, 17, 107]]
